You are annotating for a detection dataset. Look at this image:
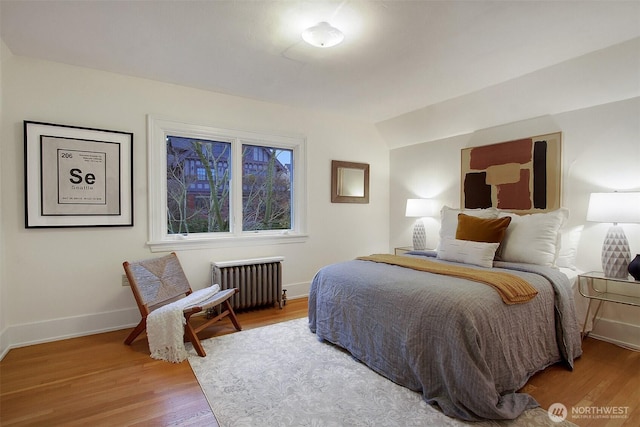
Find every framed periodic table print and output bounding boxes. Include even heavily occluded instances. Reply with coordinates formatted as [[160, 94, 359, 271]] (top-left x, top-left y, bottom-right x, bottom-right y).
[[24, 121, 133, 227]]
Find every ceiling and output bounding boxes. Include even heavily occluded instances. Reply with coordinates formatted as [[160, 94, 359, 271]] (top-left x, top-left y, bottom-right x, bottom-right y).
[[1, 1, 639, 123]]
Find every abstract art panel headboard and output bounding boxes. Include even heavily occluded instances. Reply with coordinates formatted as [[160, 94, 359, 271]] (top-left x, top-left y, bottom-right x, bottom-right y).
[[461, 132, 562, 213]]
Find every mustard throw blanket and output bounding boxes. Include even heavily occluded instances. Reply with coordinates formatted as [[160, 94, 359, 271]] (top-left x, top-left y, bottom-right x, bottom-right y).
[[356, 254, 537, 304]]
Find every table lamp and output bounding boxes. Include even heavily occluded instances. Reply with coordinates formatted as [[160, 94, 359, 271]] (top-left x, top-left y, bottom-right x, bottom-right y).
[[586, 192, 640, 278], [405, 199, 437, 250]]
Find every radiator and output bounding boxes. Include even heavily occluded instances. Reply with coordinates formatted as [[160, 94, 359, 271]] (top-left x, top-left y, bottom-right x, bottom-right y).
[[211, 256, 284, 310]]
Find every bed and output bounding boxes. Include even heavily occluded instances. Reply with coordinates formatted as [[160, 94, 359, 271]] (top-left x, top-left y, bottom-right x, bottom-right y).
[[308, 207, 583, 421]]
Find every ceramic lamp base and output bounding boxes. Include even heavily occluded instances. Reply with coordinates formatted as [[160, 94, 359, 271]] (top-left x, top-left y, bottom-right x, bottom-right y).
[[412, 220, 426, 251], [601, 225, 631, 279]]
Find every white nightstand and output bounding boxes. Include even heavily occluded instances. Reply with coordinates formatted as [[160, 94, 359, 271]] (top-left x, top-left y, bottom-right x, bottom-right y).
[[578, 271, 640, 338], [394, 246, 414, 255]]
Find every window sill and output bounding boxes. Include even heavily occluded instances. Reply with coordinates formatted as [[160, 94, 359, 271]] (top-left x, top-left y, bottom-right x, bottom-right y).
[[146, 232, 309, 252]]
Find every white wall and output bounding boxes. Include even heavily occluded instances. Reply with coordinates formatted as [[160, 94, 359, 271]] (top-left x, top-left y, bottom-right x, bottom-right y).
[[0, 40, 390, 357], [387, 40, 640, 348], [390, 100, 640, 256], [0, 35, 5, 355], [378, 37, 640, 149]]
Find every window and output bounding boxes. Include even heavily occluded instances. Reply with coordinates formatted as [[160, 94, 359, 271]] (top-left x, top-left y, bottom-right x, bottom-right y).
[[147, 116, 307, 251], [167, 136, 231, 234], [242, 144, 293, 231]]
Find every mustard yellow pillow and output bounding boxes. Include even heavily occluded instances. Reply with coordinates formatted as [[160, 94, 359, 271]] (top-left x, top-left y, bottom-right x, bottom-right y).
[[455, 213, 512, 243]]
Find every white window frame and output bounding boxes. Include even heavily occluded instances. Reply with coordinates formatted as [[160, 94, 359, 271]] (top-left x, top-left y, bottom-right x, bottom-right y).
[[147, 116, 308, 252]]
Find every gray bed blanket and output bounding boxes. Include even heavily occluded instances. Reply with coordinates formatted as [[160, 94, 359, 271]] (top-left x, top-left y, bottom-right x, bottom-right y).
[[308, 253, 582, 421]]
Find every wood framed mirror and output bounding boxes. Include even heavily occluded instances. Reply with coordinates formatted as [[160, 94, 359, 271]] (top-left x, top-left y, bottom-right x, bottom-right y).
[[331, 160, 369, 203]]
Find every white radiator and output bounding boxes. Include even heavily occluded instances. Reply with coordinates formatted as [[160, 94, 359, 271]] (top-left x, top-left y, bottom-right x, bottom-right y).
[[211, 257, 284, 310]]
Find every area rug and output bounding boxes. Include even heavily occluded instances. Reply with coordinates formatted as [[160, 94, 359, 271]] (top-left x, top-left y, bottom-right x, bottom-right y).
[[188, 318, 574, 427]]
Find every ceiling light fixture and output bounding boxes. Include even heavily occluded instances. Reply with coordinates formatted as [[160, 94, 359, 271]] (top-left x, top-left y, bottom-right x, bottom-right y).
[[302, 21, 344, 48]]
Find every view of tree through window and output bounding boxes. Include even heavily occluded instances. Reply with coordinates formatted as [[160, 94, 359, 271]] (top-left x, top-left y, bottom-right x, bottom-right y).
[[167, 136, 231, 234], [242, 144, 292, 231], [166, 136, 293, 235]]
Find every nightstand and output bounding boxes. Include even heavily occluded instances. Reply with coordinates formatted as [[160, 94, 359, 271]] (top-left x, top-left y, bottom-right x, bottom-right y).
[[578, 271, 640, 338], [394, 246, 414, 255]]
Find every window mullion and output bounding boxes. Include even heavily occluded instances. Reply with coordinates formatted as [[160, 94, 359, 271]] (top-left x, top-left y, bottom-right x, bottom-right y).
[[231, 138, 244, 235]]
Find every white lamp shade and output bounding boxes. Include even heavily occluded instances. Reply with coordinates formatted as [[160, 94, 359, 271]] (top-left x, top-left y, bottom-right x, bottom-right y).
[[302, 22, 344, 48], [586, 192, 640, 224], [405, 199, 437, 218]]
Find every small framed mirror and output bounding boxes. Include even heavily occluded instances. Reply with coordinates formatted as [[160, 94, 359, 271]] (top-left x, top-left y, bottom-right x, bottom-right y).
[[331, 160, 369, 204]]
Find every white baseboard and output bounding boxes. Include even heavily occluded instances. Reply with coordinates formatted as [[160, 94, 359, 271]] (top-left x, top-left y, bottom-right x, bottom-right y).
[[0, 307, 140, 360], [283, 281, 311, 300], [0, 327, 10, 361], [589, 317, 640, 351], [0, 283, 313, 361]]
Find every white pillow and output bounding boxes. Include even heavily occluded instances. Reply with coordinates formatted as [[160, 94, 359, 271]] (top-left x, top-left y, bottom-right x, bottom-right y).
[[497, 208, 569, 266], [556, 225, 583, 270], [437, 238, 500, 268], [438, 206, 499, 245]]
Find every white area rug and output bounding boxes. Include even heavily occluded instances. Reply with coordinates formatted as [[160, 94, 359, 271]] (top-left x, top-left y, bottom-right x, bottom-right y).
[[188, 318, 574, 427]]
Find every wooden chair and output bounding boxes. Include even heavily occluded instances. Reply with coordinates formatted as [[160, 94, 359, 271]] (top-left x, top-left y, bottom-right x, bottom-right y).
[[123, 252, 242, 357]]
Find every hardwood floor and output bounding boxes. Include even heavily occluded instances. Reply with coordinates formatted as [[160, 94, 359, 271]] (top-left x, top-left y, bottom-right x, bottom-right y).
[[521, 338, 640, 427], [1, 297, 638, 426]]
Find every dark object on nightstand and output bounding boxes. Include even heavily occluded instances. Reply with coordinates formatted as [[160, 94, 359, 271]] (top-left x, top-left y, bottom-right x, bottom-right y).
[[628, 254, 640, 281]]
